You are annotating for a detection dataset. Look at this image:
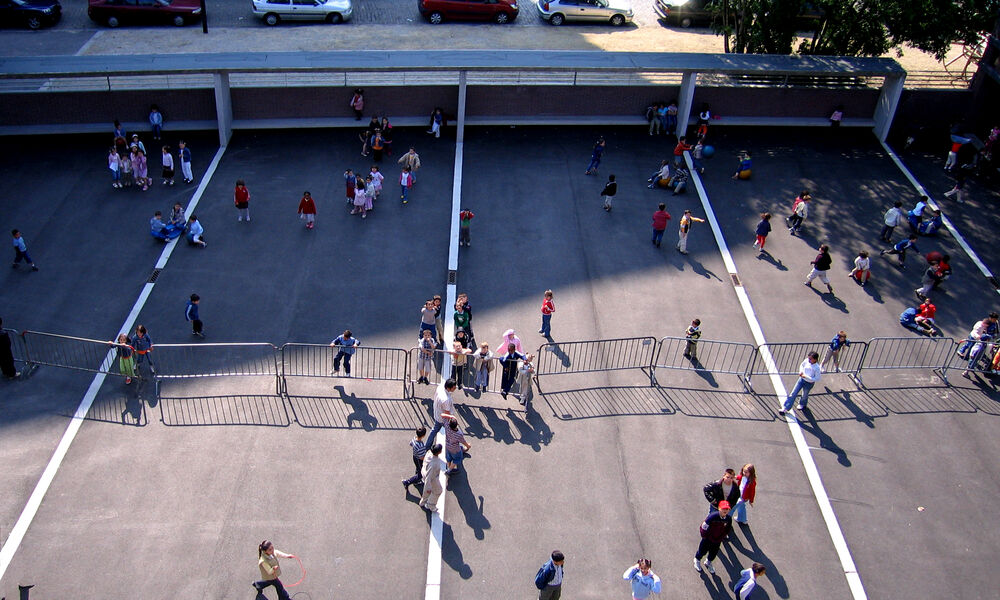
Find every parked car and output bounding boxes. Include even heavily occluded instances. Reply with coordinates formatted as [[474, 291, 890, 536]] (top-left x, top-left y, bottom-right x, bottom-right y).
[[654, 0, 822, 30], [537, 0, 633, 26], [252, 0, 352, 26], [652, 0, 710, 28], [418, 0, 519, 24], [0, 0, 60, 29], [87, 0, 202, 28]]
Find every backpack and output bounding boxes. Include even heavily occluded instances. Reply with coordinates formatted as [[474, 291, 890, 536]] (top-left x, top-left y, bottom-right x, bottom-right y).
[[534, 561, 552, 590], [644, 105, 655, 121]]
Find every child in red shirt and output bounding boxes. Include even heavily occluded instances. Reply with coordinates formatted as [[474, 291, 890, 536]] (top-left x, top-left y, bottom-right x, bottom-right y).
[[539, 290, 555, 337], [673, 137, 692, 166], [297, 191, 317, 229]]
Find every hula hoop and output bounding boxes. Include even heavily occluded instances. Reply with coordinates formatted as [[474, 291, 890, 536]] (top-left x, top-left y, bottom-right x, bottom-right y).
[[286, 555, 306, 587]]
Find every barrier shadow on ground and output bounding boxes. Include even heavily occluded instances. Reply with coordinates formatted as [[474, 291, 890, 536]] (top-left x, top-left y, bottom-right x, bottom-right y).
[[784, 387, 889, 424], [451, 399, 553, 451], [288, 390, 426, 431], [660, 385, 774, 422], [540, 385, 675, 420], [950, 374, 1000, 415], [861, 383, 977, 415], [159, 394, 291, 427], [78, 383, 147, 427]]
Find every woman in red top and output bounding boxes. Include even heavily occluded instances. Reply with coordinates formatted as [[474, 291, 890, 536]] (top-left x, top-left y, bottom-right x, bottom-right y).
[[732, 463, 756, 525], [234, 179, 250, 222]]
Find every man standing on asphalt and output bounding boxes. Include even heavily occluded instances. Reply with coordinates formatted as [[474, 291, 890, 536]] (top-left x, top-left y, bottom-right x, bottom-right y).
[[429, 378, 458, 444], [780, 351, 821, 415], [651, 203, 671, 247], [534, 550, 565, 600], [694, 500, 732, 574]]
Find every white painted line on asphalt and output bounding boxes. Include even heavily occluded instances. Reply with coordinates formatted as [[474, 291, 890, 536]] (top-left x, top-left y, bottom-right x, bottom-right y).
[[686, 152, 868, 600], [424, 139, 463, 600], [74, 30, 104, 57], [0, 145, 227, 584], [880, 140, 998, 294]]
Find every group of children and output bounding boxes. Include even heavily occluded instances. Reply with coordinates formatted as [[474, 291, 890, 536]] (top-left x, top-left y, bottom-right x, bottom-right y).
[[149, 203, 206, 247], [108, 121, 193, 192], [342, 165, 385, 219]]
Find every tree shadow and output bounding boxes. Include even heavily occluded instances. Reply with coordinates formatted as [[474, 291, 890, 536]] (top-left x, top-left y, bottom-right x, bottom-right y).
[[446, 471, 491, 540]]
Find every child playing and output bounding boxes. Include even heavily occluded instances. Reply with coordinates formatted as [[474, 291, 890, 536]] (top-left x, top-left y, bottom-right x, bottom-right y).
[[185, 293, 204, 337], [169, 202, 186, 231], [110, 333, 136, 384], [753, 213, 771, 254], [472, 342, 493, 393], [11, 229, 38, 271], [298, 191, 317, 229], [364, 175, 377, 212], [516, 353, 535, 405], [539, 290, 555, 337], [402, 426, 428, 490], [880, 234, 919, 269], [849, 250, 871, 285], [370, 165, 383, 199], [416, 329, 435, 385], [178, 140, 193, 184], [444, 420, 471, 476], [684, 319, 701, 361], [120, 150, 133, 188], [344, 169, 356, 206], [450, 340, 471, 388], [161, 145, 175, 186], [786, 191, 810, 234], [352, 183, 369, 219], [108, 148, 121, 188], [234, 179, 250, 222], [673, 136, 691, 167], [459, 208, 474, 247]]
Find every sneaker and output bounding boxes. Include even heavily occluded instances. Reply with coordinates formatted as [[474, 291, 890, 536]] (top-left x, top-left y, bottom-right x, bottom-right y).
[[539, 329, 545, 334], [125, 377, 132, 385], [796, 404, 805, 410], [879, 250, 886, 255], [804, 281, 812, 287], [704, 560, 715, 574], [31, 265, 39, 271], [693, 557, 702, 572], [402, 479, 409, 488], [778, 410, 785, 416]]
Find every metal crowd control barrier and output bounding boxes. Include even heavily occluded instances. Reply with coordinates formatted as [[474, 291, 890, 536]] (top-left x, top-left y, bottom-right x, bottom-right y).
[[153, 343, 281, 395], [408, 347, 533, 400], [942, 339, 1000, 378], [747, 341, 867, 380], [535, 337, 658, 391], [280, 343, 409, 398], [19, 330, 125, 377], [652, 336, 757, 390], [856, 336, 959, 384]]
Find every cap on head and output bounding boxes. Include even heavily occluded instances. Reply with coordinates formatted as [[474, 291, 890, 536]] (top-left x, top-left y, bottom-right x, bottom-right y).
[[719, 501, 731, 510]]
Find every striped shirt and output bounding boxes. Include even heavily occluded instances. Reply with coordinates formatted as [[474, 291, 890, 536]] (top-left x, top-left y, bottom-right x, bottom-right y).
[[410, 437, 428, 459], [444, 426, 466, 454]]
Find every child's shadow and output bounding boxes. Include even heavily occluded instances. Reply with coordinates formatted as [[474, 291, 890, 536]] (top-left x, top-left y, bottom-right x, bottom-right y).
[[756, 251, 788, 271]]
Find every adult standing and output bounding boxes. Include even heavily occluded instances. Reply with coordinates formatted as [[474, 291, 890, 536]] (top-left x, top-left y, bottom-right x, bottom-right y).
[[585, 137, 606, 176], [253, 540, 296, 600], [622, 559, 661, 598], [693, 501, 732, 574], [702, 468, 740, 514], [676, 210, 705, 255], [428, 378, 458, 444], [178, 140, 193, 184], [880, 200, 905, 242], [779, 351, 821, 414], [0, 317, 18, 378], [803, 244, 834, 294], [534, 550, 565, 600], [601, 174, 618, 212], [651, 203, 671, 248], [419, 443, 446, 513], [331, 329, 360, 377], [398, 146, 422, 174]]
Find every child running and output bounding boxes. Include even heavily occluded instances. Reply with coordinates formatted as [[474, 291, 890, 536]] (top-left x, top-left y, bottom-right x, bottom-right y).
[[753, 213, 771, 254]]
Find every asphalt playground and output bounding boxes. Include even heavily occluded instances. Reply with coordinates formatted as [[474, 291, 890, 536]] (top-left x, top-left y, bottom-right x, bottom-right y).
[[1, 123, 999, 600]]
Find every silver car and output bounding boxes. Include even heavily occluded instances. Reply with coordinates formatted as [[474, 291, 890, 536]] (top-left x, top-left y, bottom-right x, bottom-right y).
[[252, 0, 352, 25], [537, 0, 633, 26]]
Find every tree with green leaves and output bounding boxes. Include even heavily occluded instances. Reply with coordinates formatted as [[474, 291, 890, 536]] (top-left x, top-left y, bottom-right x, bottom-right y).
[[713, 0, 1000, 59]]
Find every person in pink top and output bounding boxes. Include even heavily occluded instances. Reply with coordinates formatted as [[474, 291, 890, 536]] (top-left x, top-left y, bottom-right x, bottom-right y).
[[651, 203, 671, 248], [499, 329, 522, 354]]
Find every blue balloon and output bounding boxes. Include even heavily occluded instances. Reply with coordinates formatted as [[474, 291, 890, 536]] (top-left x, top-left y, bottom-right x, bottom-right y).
[[702, 145, 715, 158]]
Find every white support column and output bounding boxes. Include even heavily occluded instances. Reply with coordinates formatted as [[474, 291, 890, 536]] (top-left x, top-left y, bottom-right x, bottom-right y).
[[676, 71, 697, 138], [213, 71, 233, 147], [873, 73, 905, 142], [456, 69, 467, 144]]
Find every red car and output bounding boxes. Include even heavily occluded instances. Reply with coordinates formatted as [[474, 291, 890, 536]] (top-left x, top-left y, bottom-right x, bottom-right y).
[[418, 0, 519, 24], [88, 0, 203, 27]]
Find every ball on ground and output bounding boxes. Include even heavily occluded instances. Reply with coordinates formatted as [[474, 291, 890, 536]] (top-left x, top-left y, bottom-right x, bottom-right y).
[[702, 145, 715, 158]]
